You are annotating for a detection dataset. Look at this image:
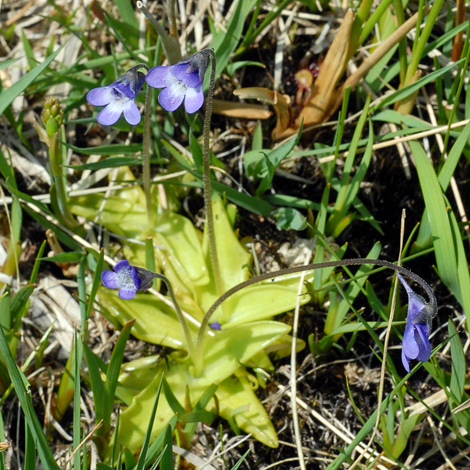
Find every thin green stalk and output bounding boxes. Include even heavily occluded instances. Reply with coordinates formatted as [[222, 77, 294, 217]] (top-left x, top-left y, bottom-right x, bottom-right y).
[[194, 258, 437, 375], [404, 0, 444, 85], [153, 273, 196, 360], [143, 78, 154, 231], [236, 0, 293, 54], [442, 22, 470, 158], [348, 0, 374, 59], [192, 49, 220, 376], [358, 0, 394, 46], [202, 50, 223, 298], [394, 0, 408, 85]]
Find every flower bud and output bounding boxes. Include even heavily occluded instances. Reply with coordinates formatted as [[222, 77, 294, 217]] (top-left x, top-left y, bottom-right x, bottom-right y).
[[41, 97, 64, 137]]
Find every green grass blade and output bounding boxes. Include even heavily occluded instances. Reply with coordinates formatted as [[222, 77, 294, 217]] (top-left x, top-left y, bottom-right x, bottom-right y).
[[323, 241, 382, 337], [135, 374, 164, 470], [113, 0, 139, 30], [409, 140, 467, 310], [183, 383, 218, 441], [21, 30, 37, 70], [29, 240, 47, 284], [144, 415, 178, 468], [448, 319, 465, 406], [413, 117, 470, 253], [439, 120, 470, 189], [103, 319, 136, 431], [448, 209, 470, 328], [0, 43, 66, 117], [231, 450, 250, 470], [162, 378, 186, 415], [326, 95, 371, 235], [0, 326, 60, 470], [376, 58, 464, 110], [211, 0, 257, 77], [24, 421, 35, 470], [83, 343, 105, 426], [86, 249, 105, 333], [160, 426, 173, 470]]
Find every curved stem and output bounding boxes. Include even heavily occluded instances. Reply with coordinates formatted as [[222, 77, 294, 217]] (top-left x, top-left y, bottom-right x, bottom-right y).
[[152, 273, 196, 359], [195, 258, 437, 372]]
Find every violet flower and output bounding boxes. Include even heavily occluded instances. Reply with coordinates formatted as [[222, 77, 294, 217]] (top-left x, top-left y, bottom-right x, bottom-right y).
[[86, 66, 145, 126], [145, 50, 210, 113], [101, 260, 156, 299], [397, 273, 435, 373]]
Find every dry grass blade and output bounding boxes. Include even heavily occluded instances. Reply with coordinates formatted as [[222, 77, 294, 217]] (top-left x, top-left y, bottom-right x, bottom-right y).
[[395, 69, 423, 114], [295, 10, 353, 129], [326, 9, 425, 121], [232, 87, 292, 138], [276, 383, 395, 469], [309, 117, 470, 164], [64, 420, 103, 465], [212, 99, 272, 119]]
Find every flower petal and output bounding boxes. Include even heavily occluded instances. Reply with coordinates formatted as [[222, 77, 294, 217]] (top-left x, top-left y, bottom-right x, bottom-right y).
[[184, 87, 204, 113], [146, 66, 172, 88], [158, 86, 185, 112], [101, 270, 119, 289], [401, 348, 411, 373], [87, 87, 113, 106], [402, 322, 420, 360], [171, 64, 202, 88], [96, 102, 124, 126], [123, 101, 141, 125], [414, 324, 431, 362], [115, 260, 130, 271], [119, 288, 137, 300]]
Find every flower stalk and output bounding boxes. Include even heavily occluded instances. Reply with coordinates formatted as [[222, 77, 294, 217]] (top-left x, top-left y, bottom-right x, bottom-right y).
[[193, 257, 437, 376], [142, 79, 154, 230], [201, 50, 223, 300]]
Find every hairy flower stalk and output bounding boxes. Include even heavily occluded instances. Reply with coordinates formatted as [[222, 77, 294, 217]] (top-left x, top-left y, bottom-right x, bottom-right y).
[[142, 81, 153, 229], [201, 50, 223, 297], [141, 48, 221, 375], [194, 258, 437, 376]]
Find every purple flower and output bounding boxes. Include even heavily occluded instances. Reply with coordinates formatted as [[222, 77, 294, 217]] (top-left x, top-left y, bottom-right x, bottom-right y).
[[397, 274, 435, 373], [146, 50, 210, 113], [86, 66, 145, 126], [101, 260, 156, 299]]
